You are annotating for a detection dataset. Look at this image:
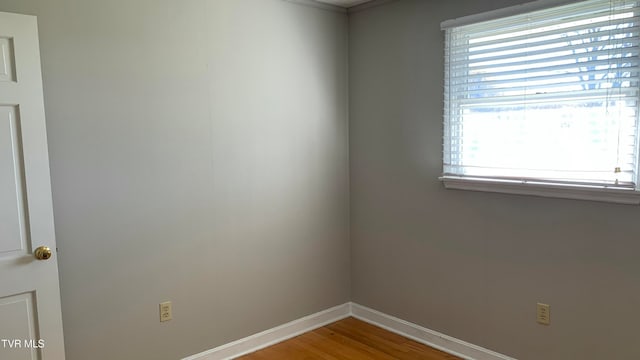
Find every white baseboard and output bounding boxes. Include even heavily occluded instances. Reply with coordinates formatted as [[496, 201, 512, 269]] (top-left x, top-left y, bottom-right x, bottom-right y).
[[351, 303, 516, 360], [182, 303, 351, 360], [183, 302, 516, 360]]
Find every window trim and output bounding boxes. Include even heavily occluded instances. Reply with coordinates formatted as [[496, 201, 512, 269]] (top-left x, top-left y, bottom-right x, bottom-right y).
[[440, 0, 585, 30], [440, 176, 640, 204], [440, 0, 640, 205]]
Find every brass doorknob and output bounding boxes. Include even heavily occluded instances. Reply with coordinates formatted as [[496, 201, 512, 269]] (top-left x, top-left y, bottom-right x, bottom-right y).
[[34, 246, 52, 260]]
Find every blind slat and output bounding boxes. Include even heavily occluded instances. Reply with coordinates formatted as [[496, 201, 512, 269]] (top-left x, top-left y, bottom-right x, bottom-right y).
[[448, 45, 640, 76], [449, 87, 638, 105], [449, 61, 640, 85], [448, 17, 640, 56], [451, 81, 640, 99]]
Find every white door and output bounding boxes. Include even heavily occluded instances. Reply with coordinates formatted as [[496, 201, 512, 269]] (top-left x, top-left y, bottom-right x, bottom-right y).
[[0, 12, 65, 360]]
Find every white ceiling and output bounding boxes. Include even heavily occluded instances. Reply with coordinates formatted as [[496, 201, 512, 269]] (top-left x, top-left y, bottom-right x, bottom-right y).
[[313, 0, 373, 8]]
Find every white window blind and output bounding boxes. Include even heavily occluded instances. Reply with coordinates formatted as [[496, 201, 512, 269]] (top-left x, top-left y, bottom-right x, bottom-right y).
[[443, 0, 640, 191]]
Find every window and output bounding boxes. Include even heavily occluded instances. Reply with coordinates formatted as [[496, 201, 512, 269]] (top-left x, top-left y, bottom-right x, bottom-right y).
[[441, 0, 640, 204]]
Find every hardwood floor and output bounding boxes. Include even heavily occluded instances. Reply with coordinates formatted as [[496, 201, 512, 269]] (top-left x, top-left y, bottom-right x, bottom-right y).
[[236, 317, 462, 360]]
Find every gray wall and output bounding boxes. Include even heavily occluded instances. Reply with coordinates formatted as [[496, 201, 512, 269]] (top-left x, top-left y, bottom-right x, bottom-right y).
[[349, 1, 640, 359], [0, 0, 350, 359]]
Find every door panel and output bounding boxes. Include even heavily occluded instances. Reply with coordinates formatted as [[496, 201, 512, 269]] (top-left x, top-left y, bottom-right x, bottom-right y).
[[0, 106, 28, 256], [0, 293, 39, 360], [0, 37, 16, 82]]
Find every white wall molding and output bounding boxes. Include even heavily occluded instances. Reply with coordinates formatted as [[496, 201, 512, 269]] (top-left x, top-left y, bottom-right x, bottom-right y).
[[283, 0, 348, 13], [183, 302, 516, 360], [347, 0, 397, 14], [182, 303, 351, 360], [351, 303, 517, 360]]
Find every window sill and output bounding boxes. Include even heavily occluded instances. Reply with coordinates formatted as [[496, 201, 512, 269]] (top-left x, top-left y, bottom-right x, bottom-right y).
[[439, 176, 640, 205]]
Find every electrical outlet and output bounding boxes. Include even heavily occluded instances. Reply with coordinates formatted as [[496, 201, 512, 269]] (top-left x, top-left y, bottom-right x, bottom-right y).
[[537, 303, 550, 325], [160, 301, 172, 322]]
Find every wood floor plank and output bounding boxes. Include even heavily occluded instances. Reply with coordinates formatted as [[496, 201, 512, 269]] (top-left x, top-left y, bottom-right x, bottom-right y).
[[235, 317, 462, 359], [327, 321, 418, 358], [300, 331, 383, 360], [312, 327, 400, 359], [326, 318, 459, 360]]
